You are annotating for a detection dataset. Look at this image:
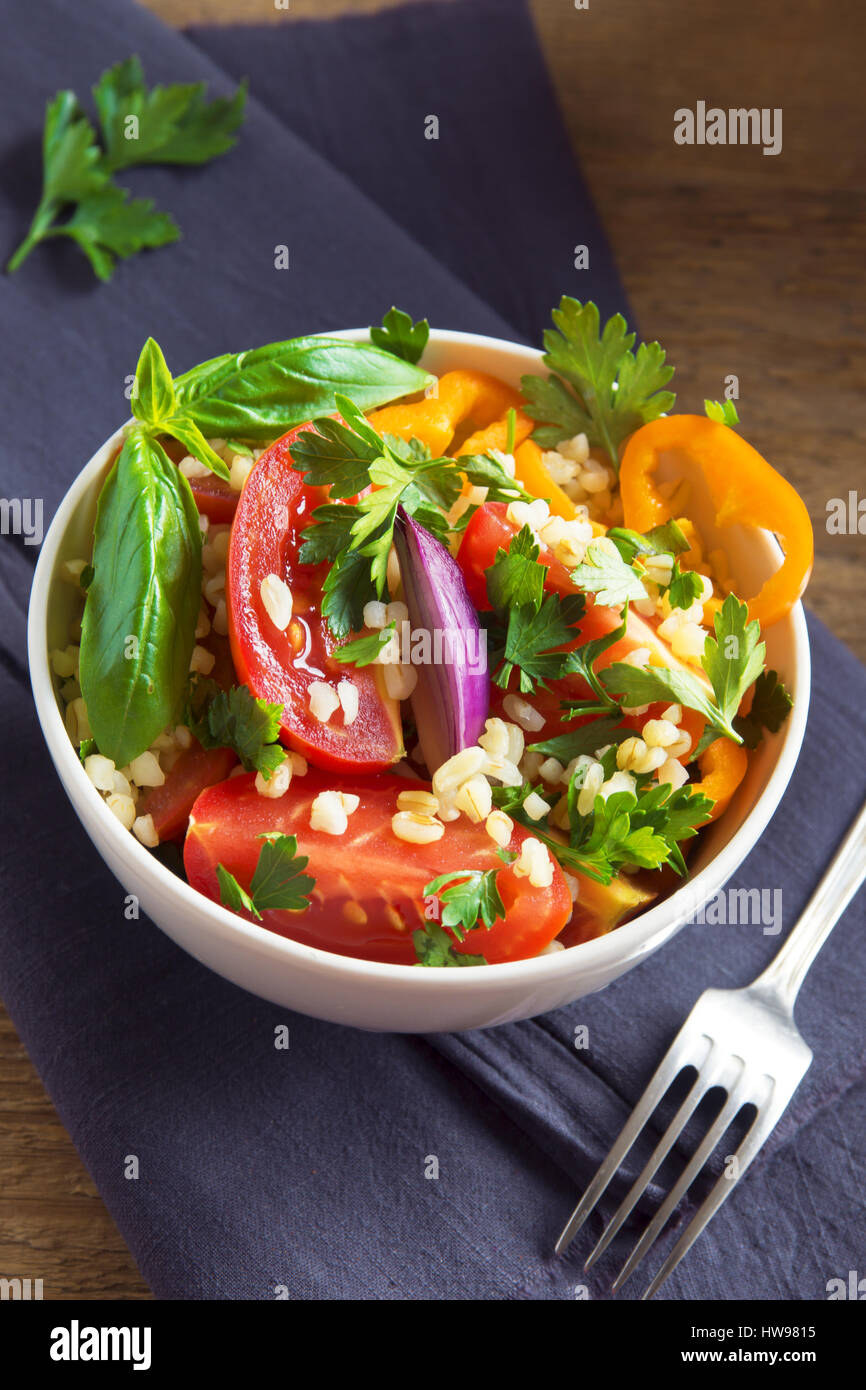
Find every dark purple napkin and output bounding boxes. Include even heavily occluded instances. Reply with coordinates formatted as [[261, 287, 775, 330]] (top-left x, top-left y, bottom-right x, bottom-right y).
[[0, 0, 863, 1301]]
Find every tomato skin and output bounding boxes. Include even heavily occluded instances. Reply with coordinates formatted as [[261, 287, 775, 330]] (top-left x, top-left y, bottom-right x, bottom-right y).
[[227, 425, 403, 775], [138, 744, 238, 842], [189, 473, 238, 524], [184, 769, 572, 965]]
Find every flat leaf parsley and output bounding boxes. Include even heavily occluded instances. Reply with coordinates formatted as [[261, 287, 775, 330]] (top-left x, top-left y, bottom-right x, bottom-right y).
[[521, 298, 675, 468]]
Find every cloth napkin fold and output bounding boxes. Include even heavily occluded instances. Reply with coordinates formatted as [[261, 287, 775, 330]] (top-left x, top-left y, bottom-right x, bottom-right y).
[[0, 0, 862, 1301]]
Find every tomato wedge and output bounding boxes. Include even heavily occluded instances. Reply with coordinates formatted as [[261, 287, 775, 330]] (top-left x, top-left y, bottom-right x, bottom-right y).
[[184, 769, 573, 965], [138, 744, 238, 842], [226, 426, 403, 774]]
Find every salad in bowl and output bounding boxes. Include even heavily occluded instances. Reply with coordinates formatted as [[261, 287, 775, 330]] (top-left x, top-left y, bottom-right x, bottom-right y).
[[37, 300, 813, 984]]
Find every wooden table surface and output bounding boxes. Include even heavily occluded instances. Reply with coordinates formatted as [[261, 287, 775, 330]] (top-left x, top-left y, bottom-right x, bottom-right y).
[[3, 0, 863, 1300]]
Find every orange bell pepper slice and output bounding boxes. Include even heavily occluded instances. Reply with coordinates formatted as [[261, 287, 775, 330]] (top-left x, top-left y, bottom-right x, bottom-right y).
[[455, 408, 534, 460], [367, 370, 521, 457], [690, 738, 749, 820], [619, 415, 813, 628]]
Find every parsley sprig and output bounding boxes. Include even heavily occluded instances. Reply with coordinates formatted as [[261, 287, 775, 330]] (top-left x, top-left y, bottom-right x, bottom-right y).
[[600, 593, 765, 749], [521, 298, 675, 469], [497, 754, 713, 885], [414, 852, 515, 966], [186, 680, 287, 780], [484, 527, 586, 693], [217, 834, 315, 920], [370, 307, 430, 365], [606, 519, 704, 611], [295, 399, 529, 638], [7, 57, 246, 281]]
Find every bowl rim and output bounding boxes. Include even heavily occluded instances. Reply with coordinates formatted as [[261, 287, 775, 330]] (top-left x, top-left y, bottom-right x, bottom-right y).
[[28, 325, 811, 996]]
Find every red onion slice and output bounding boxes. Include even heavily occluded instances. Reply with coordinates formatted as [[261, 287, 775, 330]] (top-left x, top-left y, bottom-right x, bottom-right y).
[[393, 506, 489, 774]]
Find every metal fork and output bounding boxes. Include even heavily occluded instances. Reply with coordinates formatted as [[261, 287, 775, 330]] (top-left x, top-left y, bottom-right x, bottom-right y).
[[555, 796, 866, 1299]]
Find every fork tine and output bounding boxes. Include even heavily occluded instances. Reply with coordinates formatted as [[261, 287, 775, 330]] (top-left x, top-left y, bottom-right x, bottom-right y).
[[611, 1076, 748, 1292], [641, 1099, 784, 1300], [584, 1064, 714, 1270], [555, 1025, 712, 1255]]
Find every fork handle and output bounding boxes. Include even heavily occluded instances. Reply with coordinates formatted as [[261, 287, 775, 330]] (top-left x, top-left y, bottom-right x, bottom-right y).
[[755, 795, 866, 1009]]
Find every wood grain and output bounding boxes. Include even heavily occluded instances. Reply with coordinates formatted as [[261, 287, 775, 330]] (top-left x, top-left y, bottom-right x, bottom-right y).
[[3, 0, 863, 1301]]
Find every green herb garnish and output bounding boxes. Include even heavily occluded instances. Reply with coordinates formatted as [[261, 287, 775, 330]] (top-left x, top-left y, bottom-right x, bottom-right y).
[[521, 297, 675, 468], [370, 306, 430, 365], [186, 682, 287, 780], [217, 833, 315, 920], [601, 593, 764, 746], [7, 58, 246, 280], [296, 399, 526, 638], [733, 669, 793, 749]]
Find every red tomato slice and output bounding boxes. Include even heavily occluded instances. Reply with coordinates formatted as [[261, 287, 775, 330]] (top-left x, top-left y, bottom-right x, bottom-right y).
[[138, 743, 238, 842], [226, 425, 403, 774], [184, 769, 572, 965]]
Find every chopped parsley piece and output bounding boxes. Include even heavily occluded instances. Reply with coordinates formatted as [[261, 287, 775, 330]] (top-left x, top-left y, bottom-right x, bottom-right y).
[[528, 714, 632, 764], [733, 669, 793, 748], [490, 591, 586, 694], [370, 307, 430, 365], [217, 833, 315, 920], [571, 539, 647, 608], [705, 399, 740, 427], [334, 621, 396, 667], [186, 680, 287, 780], [607, 520, 691, 564], [521, 297, 675, 468], [413, 923, 486, 967], [423, 863, 508, 938], [667, 564, 705, 611]]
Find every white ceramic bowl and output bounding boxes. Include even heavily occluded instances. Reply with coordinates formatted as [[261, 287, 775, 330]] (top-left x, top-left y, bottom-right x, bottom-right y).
[[28, 328, 810, 1032]]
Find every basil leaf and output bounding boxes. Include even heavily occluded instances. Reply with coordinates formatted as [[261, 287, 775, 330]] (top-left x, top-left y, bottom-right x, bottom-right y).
[[131, 336, 177, 427], [80, 431, 202, 767], [160, 414, 230, 482], [173, 337, 432, 440]]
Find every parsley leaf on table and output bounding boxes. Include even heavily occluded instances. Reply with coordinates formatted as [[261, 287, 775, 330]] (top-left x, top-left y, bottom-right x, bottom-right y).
[[186, 681, 287, 780], [7, 58, 245, 280], [521, 298, 675, 468], [733, 669, 793, 748], [218, 833, 315, 921], [370, 307, 430, 365], [93, 56, 246, 171]]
